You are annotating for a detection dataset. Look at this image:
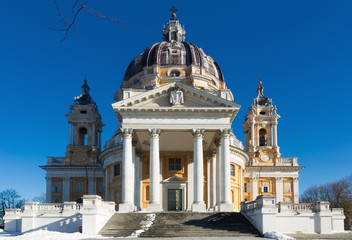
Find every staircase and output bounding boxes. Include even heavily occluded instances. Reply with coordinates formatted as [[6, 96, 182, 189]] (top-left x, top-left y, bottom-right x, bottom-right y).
[[99, 212, 261, 238]]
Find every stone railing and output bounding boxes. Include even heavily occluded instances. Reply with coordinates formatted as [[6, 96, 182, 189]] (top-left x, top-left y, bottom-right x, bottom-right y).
[[47, 157, 65, 165], [278, 202, 317, 212], [280, 157, 298, 166], [241, 200, 258, 211], [23, 201, 82, 214]]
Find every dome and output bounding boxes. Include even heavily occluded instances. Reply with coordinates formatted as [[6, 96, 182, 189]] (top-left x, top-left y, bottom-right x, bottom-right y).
[[121, 12, 227, 91]]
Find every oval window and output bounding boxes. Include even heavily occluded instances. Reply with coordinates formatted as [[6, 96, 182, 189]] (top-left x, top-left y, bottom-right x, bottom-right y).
[[169, 70, 180, 77]]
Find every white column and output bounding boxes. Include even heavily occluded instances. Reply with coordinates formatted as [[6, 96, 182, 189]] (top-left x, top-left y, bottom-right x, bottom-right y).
[[134, 152, 141, 210], [251, 177, 258, 201], [104, 169, 108, 200], [293, 177, 299, 203], [276, 177, 283, 203], [209, 151, 216, 209], [46, 176, 52, 203], [215, 140, 221, 208], [131, 139, 136, 210], [240, 167, 243, 202], [192, 129, 206, 212], [62, 177, 70, 202], [273, 122, 278, 147], [92, 122, 96, 146], [147, 129, 162, 211], [119, 128, 134, 212], [68, 122, 73, 145], [219, 128, 234, 211], [251, 120, 255, 147]]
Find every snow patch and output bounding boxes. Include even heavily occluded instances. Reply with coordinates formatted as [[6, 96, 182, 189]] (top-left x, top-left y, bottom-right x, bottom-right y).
[[264, 231, 296, 240], [128, 213, 155, 238], [0, 229, 112, 239]]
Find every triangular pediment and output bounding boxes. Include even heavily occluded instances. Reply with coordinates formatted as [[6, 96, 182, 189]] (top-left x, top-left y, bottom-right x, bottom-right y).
[[112, 82, 240, 109], [162, 175, 187, 183]]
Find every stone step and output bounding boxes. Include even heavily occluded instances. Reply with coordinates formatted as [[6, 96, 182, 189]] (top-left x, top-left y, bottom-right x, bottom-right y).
[[99, 212, 261, 238]]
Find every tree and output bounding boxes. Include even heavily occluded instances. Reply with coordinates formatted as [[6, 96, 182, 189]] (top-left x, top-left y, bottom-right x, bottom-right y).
[[0, 189, 25, 220], [52, 0, 123, 41], [301, 174, 352, 230]]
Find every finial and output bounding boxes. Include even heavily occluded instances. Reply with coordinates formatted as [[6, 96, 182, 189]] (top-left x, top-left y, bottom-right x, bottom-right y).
[[170, 6, 178, 20], [257, 74, 262, 85], [84, 73, 88, 83]]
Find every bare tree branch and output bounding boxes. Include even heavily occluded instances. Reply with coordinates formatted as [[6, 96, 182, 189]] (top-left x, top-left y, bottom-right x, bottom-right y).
[[51, 0, 124, 41]]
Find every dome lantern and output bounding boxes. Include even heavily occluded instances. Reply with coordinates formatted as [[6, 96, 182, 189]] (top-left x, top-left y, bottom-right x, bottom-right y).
[[162, 7, 186, 42]]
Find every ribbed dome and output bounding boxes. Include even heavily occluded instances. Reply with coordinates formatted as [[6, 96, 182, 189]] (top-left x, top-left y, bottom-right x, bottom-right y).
[[123, 41, 224, 83]]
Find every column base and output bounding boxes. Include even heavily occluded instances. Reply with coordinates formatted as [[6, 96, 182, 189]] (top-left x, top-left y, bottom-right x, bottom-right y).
[[119, 203, 134, 212], [147, 203, 162, 212], [218, 202, 234, 212], [191, 202, 206, 212]]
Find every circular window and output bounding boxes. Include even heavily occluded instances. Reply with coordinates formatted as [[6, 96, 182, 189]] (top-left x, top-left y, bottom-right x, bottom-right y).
[[80, 110, 87, 114], [169, 70, 180, 77], [260, 111, 266, 115]]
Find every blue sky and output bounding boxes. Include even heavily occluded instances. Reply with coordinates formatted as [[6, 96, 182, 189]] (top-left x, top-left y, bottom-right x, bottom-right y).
[[0, 0, 351, 200]]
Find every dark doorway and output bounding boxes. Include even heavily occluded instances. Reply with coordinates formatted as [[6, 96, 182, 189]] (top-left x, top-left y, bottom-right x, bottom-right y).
[[167, 189, 182, 211]]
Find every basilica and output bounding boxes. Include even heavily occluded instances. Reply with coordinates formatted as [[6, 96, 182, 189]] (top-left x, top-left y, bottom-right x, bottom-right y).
[[41, 10, 304, 212]]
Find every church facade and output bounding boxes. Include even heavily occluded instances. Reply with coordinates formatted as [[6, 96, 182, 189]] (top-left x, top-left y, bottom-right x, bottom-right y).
[[41, 11, 304, 212]]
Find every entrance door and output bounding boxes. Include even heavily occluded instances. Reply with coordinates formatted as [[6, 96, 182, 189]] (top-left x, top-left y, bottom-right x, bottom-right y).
[[167, 189, 182, 211]]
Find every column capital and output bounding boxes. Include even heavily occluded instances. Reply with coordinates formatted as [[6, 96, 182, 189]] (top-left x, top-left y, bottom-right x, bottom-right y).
[[293, 177, 300, 181], [45, 176, 52, 181], [220, 128, 232, 137], [121, 128, 133, 138], [276, 177, 283, 181], [63, 177, 70, 181], [148, 128, 161, 138], [206, 150, 216, 158], [192, 129, 205, 138]]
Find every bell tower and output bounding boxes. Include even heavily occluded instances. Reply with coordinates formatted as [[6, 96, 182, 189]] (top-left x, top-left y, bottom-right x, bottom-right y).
[[65, 75, 104, 165], [242, 77, 280, 166]]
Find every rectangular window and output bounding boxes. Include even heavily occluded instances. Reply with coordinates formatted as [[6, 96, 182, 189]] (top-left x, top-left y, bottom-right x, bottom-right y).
[[244, 183, 247, 192], [285, 182, 292, 193], [76, 182, 83, 193], [230, 164, 235, 176], [262, 182, 270, 193], [114, 163, 121, 176], [52, 182, 61, 193], [169, 158, 181, 171]]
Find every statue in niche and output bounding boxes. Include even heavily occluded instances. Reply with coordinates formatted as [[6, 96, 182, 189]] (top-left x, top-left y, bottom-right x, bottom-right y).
[[170, 87, 184, 106]]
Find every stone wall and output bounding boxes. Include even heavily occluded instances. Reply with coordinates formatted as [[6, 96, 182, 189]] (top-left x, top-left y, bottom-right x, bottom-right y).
[[241, 195, 345, 234]]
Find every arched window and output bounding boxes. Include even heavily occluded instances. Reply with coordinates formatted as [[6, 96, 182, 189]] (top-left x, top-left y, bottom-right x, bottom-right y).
[[169, 70, 180, 77], [78, 127, 88, 146], [259, 128, 267, 146]]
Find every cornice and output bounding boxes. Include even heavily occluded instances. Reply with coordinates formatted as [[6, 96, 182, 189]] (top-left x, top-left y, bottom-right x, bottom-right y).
[[245, 166, 305, 172], [230, 146, 250, 165], [40, 165, 103, 171]]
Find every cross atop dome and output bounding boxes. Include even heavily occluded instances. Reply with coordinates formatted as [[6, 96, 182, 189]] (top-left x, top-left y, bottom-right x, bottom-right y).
[[170, 6, 177, 20]]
